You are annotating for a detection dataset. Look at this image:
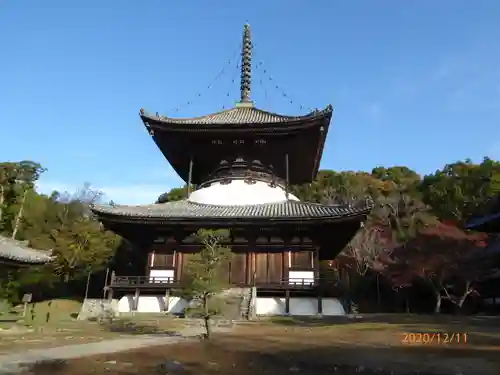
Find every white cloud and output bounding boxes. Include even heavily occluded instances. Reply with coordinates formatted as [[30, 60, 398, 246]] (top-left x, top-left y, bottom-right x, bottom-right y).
[[36, 181, 167, 205]]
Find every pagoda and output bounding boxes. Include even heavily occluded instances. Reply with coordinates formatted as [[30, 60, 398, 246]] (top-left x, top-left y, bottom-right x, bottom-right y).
[[91, 25, 373, 316]]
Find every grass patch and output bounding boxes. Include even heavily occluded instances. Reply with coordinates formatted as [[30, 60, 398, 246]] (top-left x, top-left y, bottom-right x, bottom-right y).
[[0, 299, 184, 353]]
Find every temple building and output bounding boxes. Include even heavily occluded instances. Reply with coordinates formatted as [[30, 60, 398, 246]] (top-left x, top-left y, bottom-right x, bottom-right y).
[[91, 24, 372, 316], [466, 197, 500, 313]]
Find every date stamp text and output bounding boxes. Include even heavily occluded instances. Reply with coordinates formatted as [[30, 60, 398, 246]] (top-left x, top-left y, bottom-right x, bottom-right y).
[[401, 332, 468, 345]]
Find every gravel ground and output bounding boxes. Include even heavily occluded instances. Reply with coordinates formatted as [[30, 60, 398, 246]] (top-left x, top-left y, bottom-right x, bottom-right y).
[[0, 327, 204, 374]]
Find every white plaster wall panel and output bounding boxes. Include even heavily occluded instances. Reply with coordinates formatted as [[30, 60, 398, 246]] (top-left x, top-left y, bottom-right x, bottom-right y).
[[117, 296, 188, 314], [288, 271, 314, 285], [289, 298, 318, 316], [117, 295, 345, 316], [255, 297, 286, 315], [322, 298, 346, 316], [149, 269, 175, 283], [255, 297, 346, 316], [188, 180, 300, 206]]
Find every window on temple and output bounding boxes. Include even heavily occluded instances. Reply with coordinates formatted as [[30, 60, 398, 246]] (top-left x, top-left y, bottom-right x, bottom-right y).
[[289, 251, 314, 269], [148, 251, 175, 268]]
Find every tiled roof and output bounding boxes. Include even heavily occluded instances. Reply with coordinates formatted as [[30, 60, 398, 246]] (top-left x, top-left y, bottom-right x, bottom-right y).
[[140, 105, 333, 126], [465, 211, 500, 233], [0, 236, 53, 264], [91, 199, 373, 221]]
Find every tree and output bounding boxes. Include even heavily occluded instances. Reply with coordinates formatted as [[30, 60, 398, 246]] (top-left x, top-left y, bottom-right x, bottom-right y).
[[0, 161, 45, 235], [45, 184, 118, 281], [384, 223, 488, 313], [181, 229, 231, 339], [156, 185, 193, 203], [420, 158, 500, 224], [372, 166, 421, 192]]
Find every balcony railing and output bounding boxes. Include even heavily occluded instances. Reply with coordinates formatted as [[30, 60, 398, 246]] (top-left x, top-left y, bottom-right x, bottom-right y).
[[111, 276, 177, 287], [109, 275, 331, 289]]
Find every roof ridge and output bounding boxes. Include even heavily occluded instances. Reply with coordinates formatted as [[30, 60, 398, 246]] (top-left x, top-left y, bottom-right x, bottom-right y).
[[139, 105, 333, 125]]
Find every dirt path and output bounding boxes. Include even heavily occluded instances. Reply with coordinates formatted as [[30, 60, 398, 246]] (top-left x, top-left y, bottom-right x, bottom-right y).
[[0, 327, 203, 374]]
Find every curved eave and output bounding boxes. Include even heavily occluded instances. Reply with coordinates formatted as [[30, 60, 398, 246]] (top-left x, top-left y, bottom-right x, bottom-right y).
[[139, 105, 333, 132], [90, 200, 372, 227]]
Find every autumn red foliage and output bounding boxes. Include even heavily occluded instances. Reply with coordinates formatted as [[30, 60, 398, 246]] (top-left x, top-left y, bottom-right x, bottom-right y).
[[381, 222, 489, 311]]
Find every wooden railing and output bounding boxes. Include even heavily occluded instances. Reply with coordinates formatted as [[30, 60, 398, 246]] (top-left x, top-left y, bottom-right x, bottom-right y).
[[111, 276, 177, 287], [110, 276, 331, 289]]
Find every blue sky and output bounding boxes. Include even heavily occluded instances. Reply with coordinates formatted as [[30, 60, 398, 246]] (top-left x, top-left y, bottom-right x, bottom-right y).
[[1, 0, 499, 204]]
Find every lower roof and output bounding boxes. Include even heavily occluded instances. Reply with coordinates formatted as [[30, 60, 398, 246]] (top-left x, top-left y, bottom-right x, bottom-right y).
[[0, 236, 53, 265], [91, 199, 373, 224], [466, 212, 500, 234]]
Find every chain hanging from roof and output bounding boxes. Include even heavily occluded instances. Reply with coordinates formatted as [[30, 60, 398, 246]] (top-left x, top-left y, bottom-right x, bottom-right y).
[[221, 57, 241, 110], [252, 42, 314, 113], [169, 45, 242, 114]]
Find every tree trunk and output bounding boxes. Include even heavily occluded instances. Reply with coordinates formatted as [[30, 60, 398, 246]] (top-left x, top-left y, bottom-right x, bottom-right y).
[[203, 294, 211, 339], [405, 291, 410, 313], [434, 292, 442, 314], [456, 281, 472, 314], [12, 189, 28, 240], [0, 185, 4, 225], [376, 273, 381, 311]]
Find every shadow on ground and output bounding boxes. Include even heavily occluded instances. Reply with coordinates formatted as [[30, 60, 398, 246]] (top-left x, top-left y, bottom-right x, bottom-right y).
[[23, 339, 500, 375], [98, 319, 182, 336], [267, 313, 500, 328]]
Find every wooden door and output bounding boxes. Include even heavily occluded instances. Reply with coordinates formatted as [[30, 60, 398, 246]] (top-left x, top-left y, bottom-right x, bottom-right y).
[[255, 253, 268, 284], [268, 252, 283, 284], [229, 252, 247, 285], [253, 252, 284, 285]]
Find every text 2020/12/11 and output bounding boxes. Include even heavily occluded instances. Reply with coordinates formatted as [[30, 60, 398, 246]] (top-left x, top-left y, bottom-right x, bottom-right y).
[[401, 332, 468, 345]]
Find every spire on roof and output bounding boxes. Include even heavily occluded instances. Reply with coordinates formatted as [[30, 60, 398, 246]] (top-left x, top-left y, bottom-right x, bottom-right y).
[[237, 24, 253, 107]]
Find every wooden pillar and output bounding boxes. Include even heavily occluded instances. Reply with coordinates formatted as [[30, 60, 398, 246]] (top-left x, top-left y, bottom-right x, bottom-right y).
[[314, 246, 320, 283], [285, 153, 290, 199], [134, 288, 140, 312], [285, 289, 290, 315], [315, 246, 322, 315], [187, 157, 194, 195], [107, 287, 114, 301], [164, 289, 170, 313]]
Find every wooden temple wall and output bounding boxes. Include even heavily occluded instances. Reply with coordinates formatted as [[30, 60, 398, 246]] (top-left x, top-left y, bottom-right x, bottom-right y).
[[146, 243, 317, 287]]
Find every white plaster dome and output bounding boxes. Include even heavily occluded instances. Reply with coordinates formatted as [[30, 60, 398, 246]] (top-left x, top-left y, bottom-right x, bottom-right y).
[[188, 180, 300, 206]]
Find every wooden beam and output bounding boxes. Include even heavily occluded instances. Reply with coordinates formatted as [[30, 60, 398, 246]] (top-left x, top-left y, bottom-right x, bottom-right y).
[[187, 157, 194, 195], [134, 288, 140, 312], [164, 289, 170, 312], [285, 289, 290, 314]]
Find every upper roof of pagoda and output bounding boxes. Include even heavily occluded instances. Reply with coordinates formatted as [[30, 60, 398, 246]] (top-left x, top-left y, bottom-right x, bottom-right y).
[[140, 105, 332, 130], [138, 24, 334, 185], [140, 23, 333, 131]]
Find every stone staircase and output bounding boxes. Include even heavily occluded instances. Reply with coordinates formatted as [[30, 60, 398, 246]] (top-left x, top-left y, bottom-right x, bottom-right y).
[[239, 286, 256, 320], [218, 287, 254, 320], [77, 299, 118, 321]]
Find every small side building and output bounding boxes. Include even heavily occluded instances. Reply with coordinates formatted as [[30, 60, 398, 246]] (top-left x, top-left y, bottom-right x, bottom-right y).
[[466, 197, 500, 313], [0, 236, 53, 267]]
